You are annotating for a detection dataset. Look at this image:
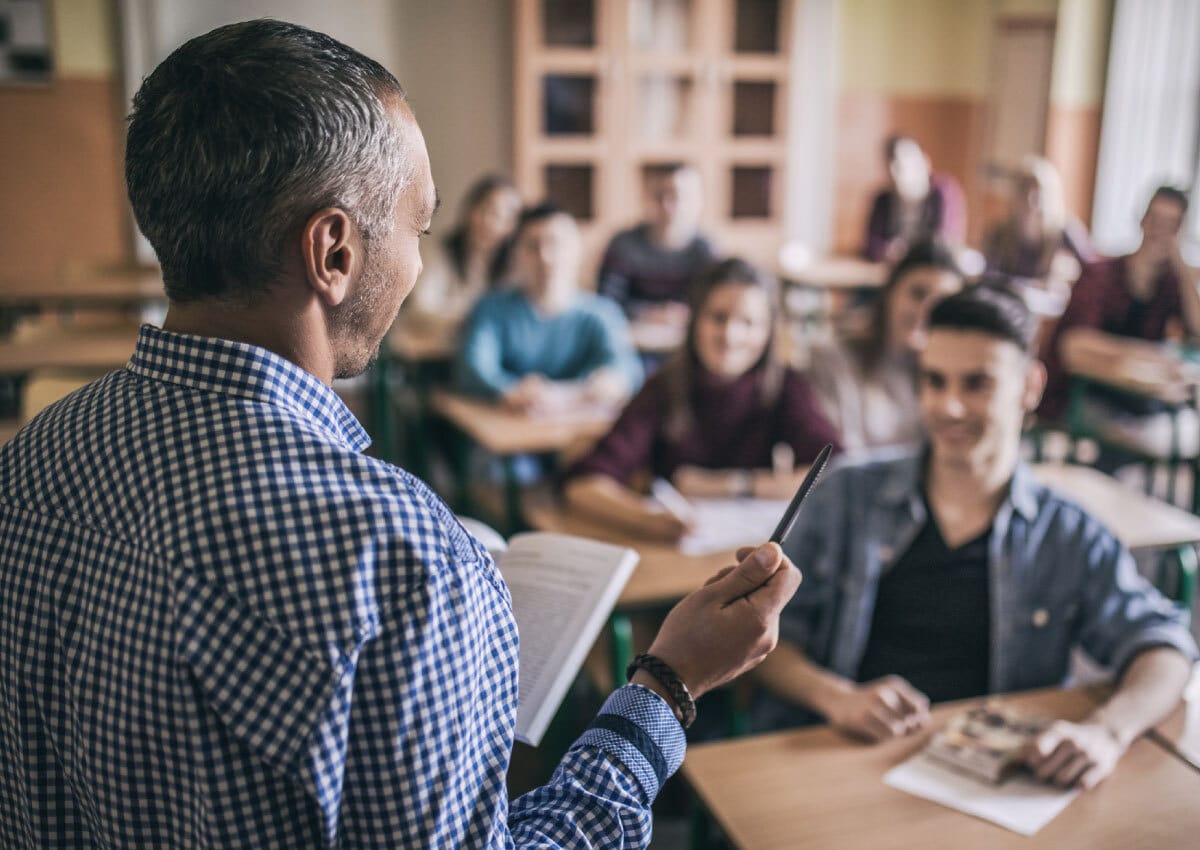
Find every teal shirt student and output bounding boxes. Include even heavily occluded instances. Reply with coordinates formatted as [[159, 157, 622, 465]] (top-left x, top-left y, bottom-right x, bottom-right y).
[[456, 289, 644, 399]]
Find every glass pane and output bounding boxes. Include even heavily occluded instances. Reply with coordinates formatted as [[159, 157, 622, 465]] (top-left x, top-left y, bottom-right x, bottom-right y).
[[637, 74, 694, 142], [731, 166, 773, 218], [735, 0, 781, 53], [545, 165, 594, 220], [543, 0, 595, 47], [543, 75, 596, 135], [732, 81, 775, 136], [630, 0, 692, 51]]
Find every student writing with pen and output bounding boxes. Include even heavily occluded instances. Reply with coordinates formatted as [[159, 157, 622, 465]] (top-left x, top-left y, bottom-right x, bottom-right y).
[[564, 258, 840, 541]]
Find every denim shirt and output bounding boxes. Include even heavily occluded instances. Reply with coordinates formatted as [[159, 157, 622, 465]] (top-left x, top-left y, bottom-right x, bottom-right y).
[[767, 448, 1197, 728]]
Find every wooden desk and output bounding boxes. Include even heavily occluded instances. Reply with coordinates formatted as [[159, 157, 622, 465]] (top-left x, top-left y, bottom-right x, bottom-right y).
[[0, 266, 165, 306], [0, 331, 137, 374], [779, 255, 887, 291], [1032, 462, 1200, 551], [522, 497, 733, 608], [430, 390, 615, 456], [1149, 666, 1200, 773], [525, 494, 742, 692], [386, 319, 456, 363], [684, 688, 1200, 850], [433, 391, 617, 533], [371, 320, 456, 468]]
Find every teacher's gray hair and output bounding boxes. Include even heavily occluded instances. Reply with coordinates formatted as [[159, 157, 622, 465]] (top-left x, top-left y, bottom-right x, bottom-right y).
[[126, 19, 412, 302]]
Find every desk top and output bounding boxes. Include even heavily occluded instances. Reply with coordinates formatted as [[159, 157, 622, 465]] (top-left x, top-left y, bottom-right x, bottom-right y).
[[1032, 463, 1200, 550], [779, 255, 887, 290], [525, 465, 1200, 607], [522, 495, 734, 607], [629, 319, 684, 354], [1069, 345, 1200, 404], [430, 390, 616, 456], [0, 331, 138, 374], [386, 320, 456, 362], [683, 687, 1200, 850], [0, 266, 165, 306], [1150, 666, 1200, 772]]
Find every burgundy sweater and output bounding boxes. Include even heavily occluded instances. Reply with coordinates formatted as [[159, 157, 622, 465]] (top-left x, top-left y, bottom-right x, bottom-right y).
[[567, 365, 841, 484], [1039, 256, 1184, 421]]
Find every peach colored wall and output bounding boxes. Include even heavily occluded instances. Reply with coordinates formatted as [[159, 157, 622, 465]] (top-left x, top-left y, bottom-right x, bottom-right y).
[[0, 0, 128, 283]]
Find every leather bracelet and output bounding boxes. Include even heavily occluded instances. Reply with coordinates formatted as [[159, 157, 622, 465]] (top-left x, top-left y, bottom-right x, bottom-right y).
[[626, 653, 697, 729]]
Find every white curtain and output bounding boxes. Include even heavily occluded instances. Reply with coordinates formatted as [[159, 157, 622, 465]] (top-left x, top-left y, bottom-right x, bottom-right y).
[[784, 0, 839, 254], [1091, 0, 1200, 255]]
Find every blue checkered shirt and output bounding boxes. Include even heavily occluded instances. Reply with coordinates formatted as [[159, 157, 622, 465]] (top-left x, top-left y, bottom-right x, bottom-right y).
[[0, 325, 685, 848]]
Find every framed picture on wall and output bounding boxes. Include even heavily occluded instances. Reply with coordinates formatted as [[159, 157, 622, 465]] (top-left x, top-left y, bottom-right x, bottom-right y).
[[0, 0, 53, 83]]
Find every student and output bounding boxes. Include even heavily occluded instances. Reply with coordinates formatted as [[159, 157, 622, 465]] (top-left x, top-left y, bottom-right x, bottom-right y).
[[565, 258, 841, 541], [807, 240, 964, 453], [457, 203, 643, 416], [597, 162, 717, 327], [983, 156, 1096, 284], [0, 21, 803, 848], [1039, 186, 1200, 455], [406, 173, 521, 327], [756, 286, 1195, 790], [864, 135, 966, 262]]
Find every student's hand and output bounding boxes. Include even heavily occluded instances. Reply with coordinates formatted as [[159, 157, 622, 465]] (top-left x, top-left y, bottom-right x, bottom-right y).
[[639, 508, 694, 543], [1024, 719, 1126, 789], [673, 466, 750, 498], [823, 676, 931, 743], [583, 368, 630, 409], [503, 375, 551, 413], [640, 542, 801, 703]]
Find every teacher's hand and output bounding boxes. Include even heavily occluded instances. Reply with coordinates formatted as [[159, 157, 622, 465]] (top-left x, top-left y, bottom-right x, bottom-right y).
[[642, 542, 801, 703]]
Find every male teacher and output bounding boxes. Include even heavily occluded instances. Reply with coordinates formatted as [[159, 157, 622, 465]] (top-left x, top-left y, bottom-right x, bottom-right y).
[[0, 20, 799, 848]]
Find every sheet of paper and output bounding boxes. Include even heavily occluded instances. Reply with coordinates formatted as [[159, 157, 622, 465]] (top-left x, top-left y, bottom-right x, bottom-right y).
[[883, 751, 1079, 836], [677, 498, 788, 555]]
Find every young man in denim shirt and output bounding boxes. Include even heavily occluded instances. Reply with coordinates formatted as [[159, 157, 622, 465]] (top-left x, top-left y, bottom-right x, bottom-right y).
[[759, 285, 1196, 790]]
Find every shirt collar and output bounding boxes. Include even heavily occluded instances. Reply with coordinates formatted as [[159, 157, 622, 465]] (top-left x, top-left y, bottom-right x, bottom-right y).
[[127, 324, 371, 452], [877, 445, 1040, 522]]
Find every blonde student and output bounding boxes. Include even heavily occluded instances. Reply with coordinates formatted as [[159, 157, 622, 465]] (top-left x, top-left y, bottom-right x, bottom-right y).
[[807, 239, 963, 453]]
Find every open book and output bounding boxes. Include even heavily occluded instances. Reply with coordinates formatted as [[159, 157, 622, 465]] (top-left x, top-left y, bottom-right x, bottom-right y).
[[460, 519, 639, 746], [925, 703, 1048, 784]]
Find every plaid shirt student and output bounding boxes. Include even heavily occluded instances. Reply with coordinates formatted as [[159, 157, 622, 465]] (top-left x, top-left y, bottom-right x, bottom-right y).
[[0, 325, 685, 849]]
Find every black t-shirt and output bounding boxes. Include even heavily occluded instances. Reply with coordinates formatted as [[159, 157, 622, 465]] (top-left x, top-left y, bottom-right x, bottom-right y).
[[856, 495, 992, 703]]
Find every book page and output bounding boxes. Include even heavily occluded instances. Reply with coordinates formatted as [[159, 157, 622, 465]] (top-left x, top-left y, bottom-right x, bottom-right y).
[[677, 498, 788, 555], [497, 532, 638, 746]]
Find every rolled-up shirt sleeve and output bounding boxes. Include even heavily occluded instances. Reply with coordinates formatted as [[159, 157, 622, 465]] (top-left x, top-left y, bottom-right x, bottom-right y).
[[1074, 526, 1199, 676]]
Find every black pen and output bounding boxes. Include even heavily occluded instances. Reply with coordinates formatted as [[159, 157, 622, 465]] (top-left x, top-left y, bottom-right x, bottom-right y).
[[768, 443, 833, 546]]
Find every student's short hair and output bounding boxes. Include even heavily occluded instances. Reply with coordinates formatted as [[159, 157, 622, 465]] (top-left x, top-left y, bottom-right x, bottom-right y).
[[927, 281, 1037, 354], [512, 201, 572, 242], [1148, 185, 1190, 216]]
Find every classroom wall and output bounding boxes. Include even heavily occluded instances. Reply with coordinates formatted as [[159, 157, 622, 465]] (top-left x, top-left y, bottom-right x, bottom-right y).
[[0, 0, 1106, 280], [833, 0, 1012, 253], [0, 0, 128, 282], [392, 1, 514, 242], [1045, 0, 1113, 227]]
